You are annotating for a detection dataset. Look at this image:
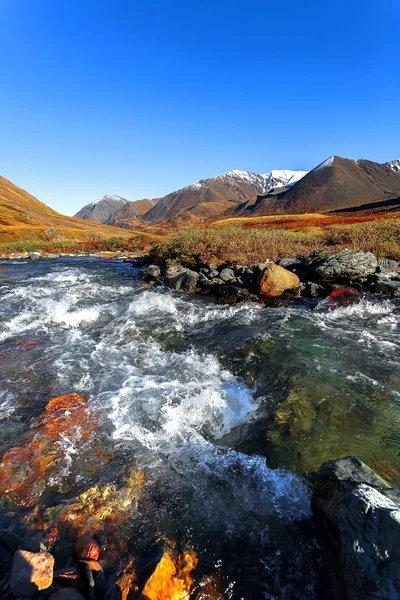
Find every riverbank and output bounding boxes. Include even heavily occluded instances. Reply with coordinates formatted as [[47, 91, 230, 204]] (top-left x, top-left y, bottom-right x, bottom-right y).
[[138, 249, 400, 303]]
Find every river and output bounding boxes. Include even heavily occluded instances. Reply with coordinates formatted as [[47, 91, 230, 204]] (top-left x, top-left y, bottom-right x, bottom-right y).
[[1, 257, 400, 598]]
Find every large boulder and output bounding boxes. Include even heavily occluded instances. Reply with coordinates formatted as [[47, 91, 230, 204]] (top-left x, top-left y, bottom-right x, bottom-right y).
[[312, 456, 400, 600], [10, 550, 54, 596], [310, 250, 378, 280], [258, 263, 300, 298], [168, 269, 199, 292]]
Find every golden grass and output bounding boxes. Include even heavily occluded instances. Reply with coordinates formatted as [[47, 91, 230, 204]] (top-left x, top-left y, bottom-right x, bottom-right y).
[[153, 215, 400, 266], [0, 175, 164, 253]]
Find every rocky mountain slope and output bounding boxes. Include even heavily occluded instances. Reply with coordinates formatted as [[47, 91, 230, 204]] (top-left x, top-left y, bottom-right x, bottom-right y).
[[227, 157, 400, 218], [0, 177, 135, 243], [140, 169, 307, 226], [106, 198, 158, 228], [74, 195, 128, 223]]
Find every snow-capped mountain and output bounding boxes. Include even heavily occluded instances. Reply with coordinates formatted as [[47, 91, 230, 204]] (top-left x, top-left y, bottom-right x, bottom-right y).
[[264, 169, 308, 191], [229, 156, 400, 218], [75, 195, 128, 223], [141, 168, 308, 225], [386, 159, 400, 173]]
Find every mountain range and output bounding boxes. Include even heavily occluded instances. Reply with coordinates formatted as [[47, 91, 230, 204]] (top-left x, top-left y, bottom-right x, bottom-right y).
[[75, 169, 307, 228], [74, 157, 400, 229]]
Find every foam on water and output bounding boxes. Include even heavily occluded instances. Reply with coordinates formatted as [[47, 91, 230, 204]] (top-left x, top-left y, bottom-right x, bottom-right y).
[[0, 260, 311, 531]]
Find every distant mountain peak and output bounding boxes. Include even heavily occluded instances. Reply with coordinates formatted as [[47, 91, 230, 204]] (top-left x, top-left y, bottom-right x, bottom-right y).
[[93, 194, 127, 205], [75, 195, 128, 223], [386, 159, 400, 172]]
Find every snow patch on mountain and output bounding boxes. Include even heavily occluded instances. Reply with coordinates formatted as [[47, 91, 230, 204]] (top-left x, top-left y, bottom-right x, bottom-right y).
[[313, 156, 335, 172], [387, 159, 400, 173], [264, 170, 308, 191], [185, 168, 308, 194], [93, 194, 127, 205]]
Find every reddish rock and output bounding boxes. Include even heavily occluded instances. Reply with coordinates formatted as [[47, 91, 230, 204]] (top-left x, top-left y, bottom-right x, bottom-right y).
[[326, 287, 361, 306], [140, 549, 198, 600], [75, 534, 100, 560], [10, 549, 54, 596], [0, 393, 104, 508], [258, 264, 300, 298], [115, 558, 138, 600]]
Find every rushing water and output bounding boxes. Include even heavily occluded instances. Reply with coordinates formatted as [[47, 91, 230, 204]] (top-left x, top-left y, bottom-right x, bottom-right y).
[[1, 258, 400, 598]]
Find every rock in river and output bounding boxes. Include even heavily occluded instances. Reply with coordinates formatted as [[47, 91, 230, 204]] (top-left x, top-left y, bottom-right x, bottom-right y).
[[310, 250, 378, 280], [258, 263, 300, 298], [0, 393, 105, 507], [10, 549, 54, 596], [312, 456, 400, 600]]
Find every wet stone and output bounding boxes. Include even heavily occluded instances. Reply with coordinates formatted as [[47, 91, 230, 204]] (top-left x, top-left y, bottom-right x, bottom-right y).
[[10, 550, 54, 596], [74, 534, 100, 560]]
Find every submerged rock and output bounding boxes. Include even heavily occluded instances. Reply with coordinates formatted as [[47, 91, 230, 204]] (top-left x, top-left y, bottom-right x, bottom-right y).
[[10, 549, 54, 596], [312, 456, 400, 600], [310, 250, 378, 280], [258, 263, 300, 298], [214, 285, 251, 303], [140, 549, 197, 600], [0, 393, 104, 508]]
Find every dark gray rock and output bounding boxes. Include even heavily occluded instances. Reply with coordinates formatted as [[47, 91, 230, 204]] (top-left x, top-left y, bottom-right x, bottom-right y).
[[377, 259, 399, 273], [310, 250, 378, 280], [312, 456, 400, 600], [138, 264, 161, 281], [219, 268, 235, 282], [374, 275, 400, 293], [169, 269, 199, 292], [198, 273, 212, 286], [279, 256, 306, 270], [214, 285, 251, 303], [305, 281, 325, 297]]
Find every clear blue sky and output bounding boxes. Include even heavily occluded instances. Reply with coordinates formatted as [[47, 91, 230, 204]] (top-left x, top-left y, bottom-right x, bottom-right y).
[[1, 0, 399, 215]]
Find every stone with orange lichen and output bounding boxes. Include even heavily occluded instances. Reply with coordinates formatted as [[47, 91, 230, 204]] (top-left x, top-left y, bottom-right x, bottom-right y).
[[57, 467, 145, 537], [10, 550, 54, 596], [0, 393, 106, 508], [140, 549, 198, 600], [115, 558, 138, 600]]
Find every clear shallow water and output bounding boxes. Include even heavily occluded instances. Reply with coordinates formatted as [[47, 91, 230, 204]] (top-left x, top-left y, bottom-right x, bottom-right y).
[[1, 258, 400, 598]]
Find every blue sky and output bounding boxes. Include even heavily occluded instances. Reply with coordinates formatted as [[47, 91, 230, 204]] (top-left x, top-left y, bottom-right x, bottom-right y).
[[1, 0, 399, 215]]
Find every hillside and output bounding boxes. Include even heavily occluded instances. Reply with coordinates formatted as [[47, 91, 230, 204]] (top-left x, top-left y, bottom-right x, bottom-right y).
[[227, 157, 400, 218], [0, 176, 139, 245], [106, 198, 158, 228]]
